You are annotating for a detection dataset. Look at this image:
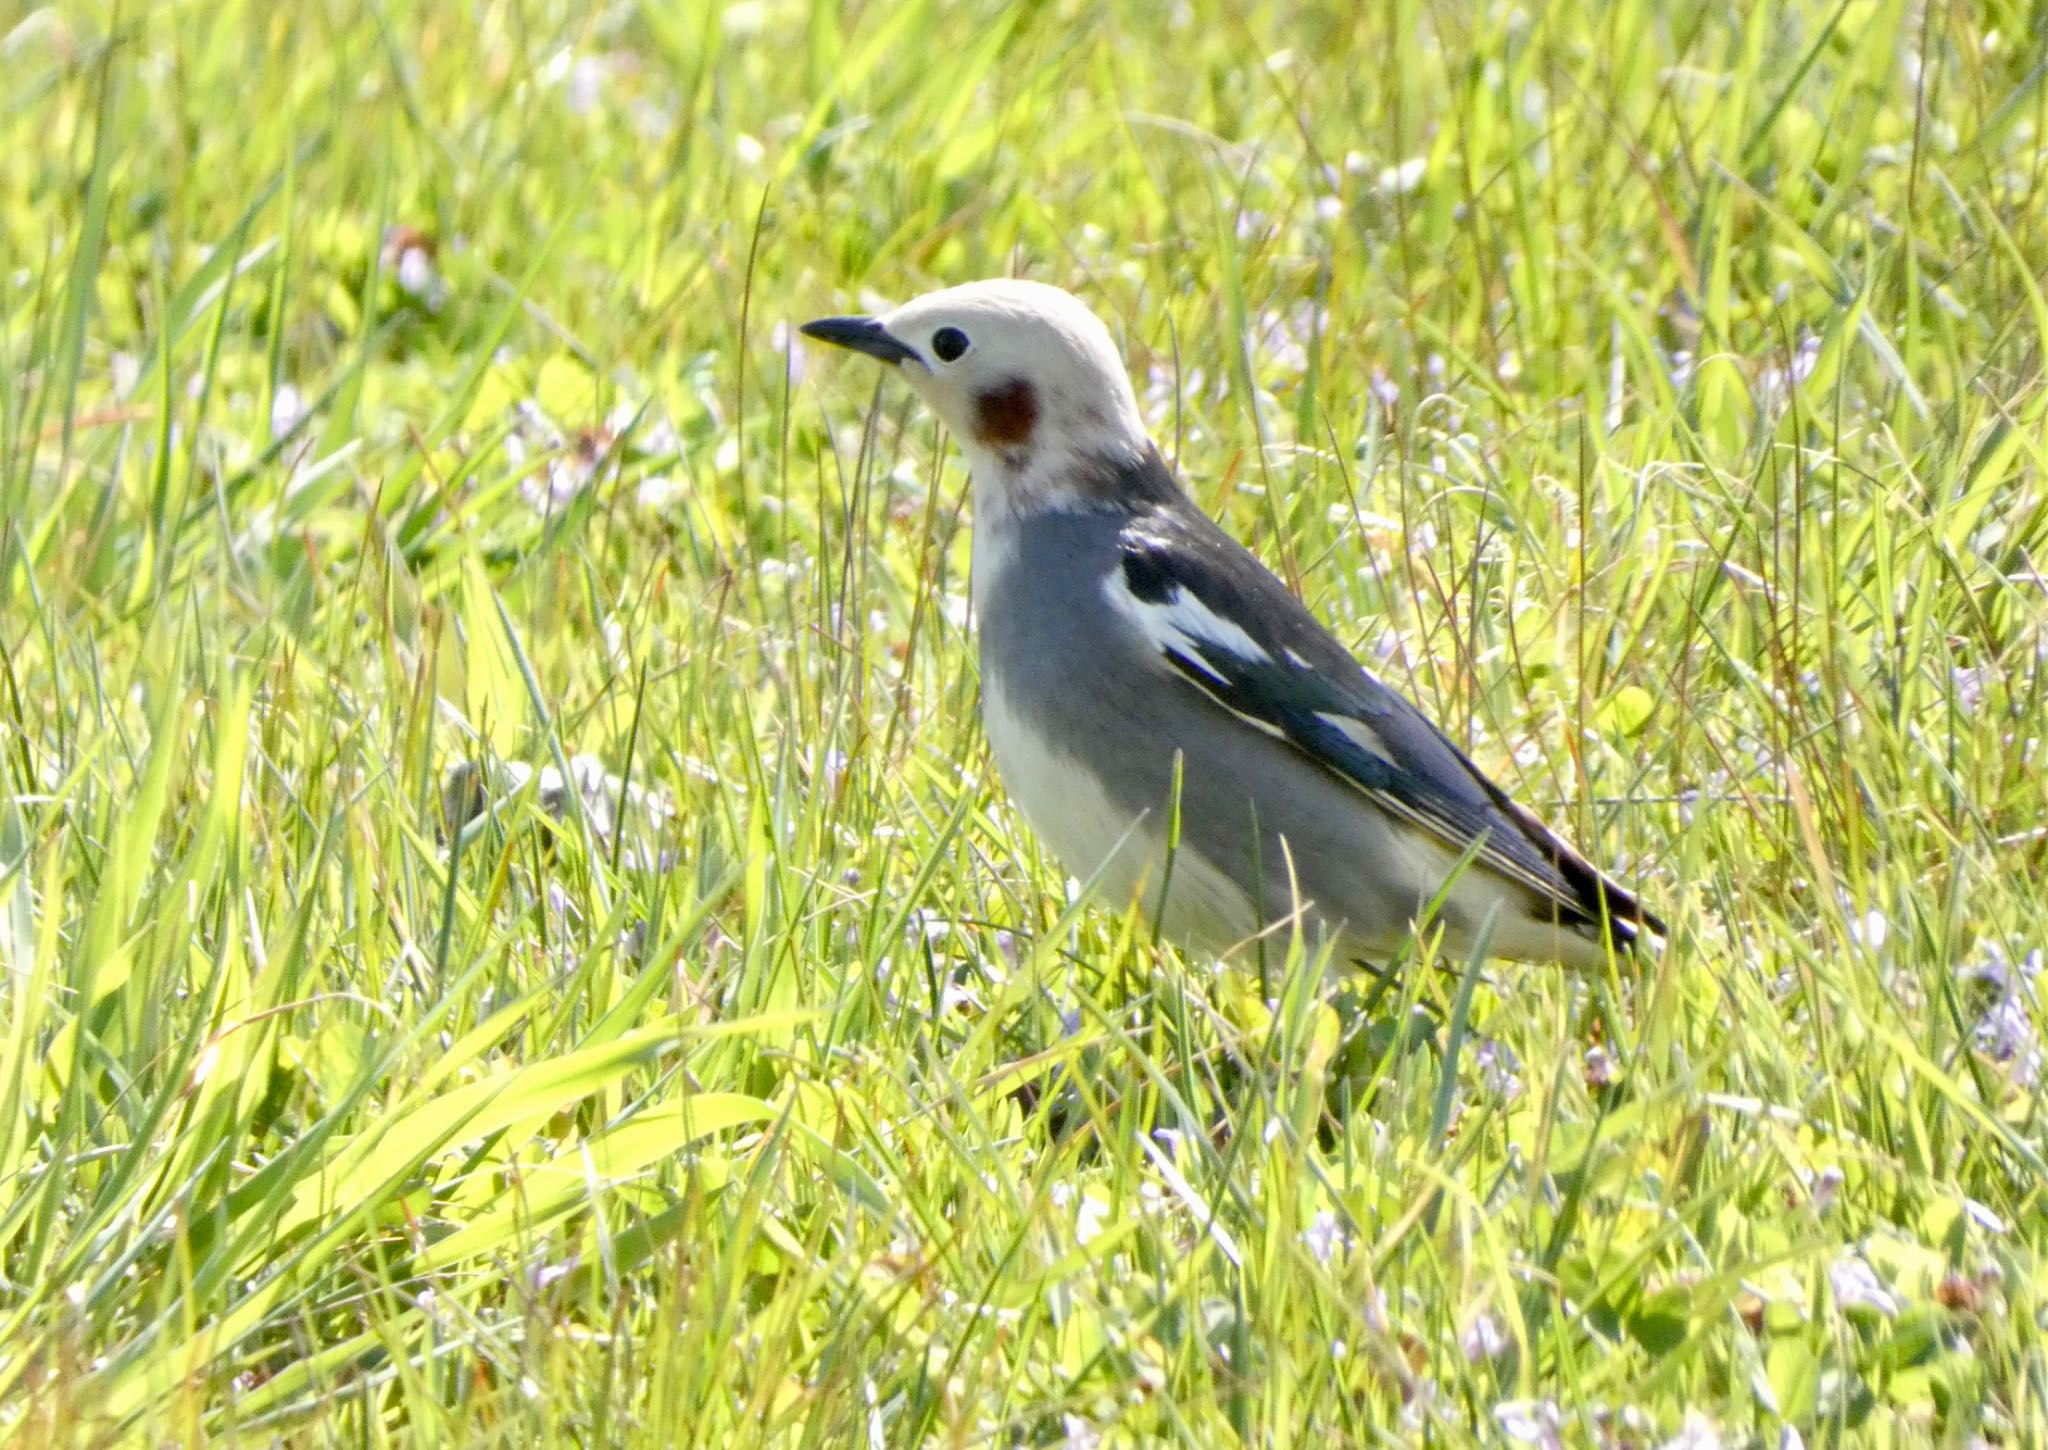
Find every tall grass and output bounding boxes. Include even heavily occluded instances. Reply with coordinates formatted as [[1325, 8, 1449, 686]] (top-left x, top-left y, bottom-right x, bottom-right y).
[[1, 0, 2044, 1443]]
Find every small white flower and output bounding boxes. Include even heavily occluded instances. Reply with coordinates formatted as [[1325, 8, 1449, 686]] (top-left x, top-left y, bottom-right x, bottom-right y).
[[1475, 1037, 1523, 1100], [1074, 1194, 1110, 1246], [1661, 1412, 1724, 1450], [270, 383, 308, 440], [565, 54, 608, 115], [1811, 1165, 1845, 1215], [1584, 1045, 1616, 1089], [635, 474, 684, 511], [1494, 1399, 1562, 1448], [1963, 1197, 2007, 1235], [1461, 1310, 1509, 1364], [1060, 1414, 1102, 1450], [396, 246, 435, 300], [1965, 943, 2042, 1087], [532, 1261, 571, 1289], [1846, 905, 1889, 950], [1789, 330, 1820, 385], [937, 979, 983, 1014], [1301, 1209, 1345, 1266], [1377, 157, 1427, 195], [1828, 1255, 1898, 1317], [907, 907, 952, 947]]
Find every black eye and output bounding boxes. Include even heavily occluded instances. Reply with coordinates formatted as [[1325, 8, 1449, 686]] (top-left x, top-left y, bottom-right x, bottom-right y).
[[931, 326, 970, 362]]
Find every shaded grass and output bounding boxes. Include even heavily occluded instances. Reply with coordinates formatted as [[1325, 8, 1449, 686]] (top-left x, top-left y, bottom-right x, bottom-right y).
[[2, 0, 2046, 1443]]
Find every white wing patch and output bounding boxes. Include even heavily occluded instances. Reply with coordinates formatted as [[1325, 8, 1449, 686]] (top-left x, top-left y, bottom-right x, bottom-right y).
[[1103, 569, 1272, 684], [1312, 710, 1395, 769]]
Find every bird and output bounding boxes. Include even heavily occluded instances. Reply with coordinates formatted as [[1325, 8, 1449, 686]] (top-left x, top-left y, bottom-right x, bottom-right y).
[[801, 279, 1665, 970]]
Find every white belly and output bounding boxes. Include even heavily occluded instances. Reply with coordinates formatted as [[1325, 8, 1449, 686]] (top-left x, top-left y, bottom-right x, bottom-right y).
[[979, 674, 1258, 954]]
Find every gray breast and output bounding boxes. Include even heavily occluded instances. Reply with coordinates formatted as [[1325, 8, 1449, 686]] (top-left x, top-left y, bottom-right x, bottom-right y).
[[975, 510, 1443, 960]]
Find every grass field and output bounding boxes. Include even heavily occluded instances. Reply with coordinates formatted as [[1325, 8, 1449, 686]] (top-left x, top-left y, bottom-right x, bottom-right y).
[[4, 0, 2047, 1443]]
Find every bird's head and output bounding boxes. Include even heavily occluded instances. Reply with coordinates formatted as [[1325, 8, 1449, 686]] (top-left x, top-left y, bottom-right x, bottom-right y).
[[802, 279, 1151, 517]]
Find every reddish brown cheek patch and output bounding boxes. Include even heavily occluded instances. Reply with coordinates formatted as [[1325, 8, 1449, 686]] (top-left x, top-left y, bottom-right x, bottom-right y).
[[973, 379, 1039, 449]]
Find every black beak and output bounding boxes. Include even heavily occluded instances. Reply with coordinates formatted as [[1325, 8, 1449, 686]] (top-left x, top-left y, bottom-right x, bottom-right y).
[[798, 315, 921, 367]]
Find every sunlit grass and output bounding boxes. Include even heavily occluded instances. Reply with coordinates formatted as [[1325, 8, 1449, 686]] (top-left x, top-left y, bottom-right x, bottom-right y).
[[2, 0, 2044, 1443]]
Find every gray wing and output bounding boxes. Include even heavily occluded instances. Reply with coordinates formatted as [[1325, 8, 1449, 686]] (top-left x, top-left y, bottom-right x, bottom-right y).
[[1114, 504, 1665, 946]]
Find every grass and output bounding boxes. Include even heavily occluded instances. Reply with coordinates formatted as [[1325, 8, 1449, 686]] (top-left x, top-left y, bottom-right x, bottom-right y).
[[2, 0, 2045, 1443]]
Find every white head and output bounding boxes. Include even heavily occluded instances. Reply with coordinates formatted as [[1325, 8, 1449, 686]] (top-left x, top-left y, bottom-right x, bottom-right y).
[[802, 279, 1154, 521]]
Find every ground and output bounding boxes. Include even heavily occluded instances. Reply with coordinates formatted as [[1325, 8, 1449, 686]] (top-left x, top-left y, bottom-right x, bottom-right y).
[[2, 0, 2045, 1444]]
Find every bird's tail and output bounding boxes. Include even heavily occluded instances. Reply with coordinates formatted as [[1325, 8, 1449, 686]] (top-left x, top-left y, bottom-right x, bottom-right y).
[[1503, 796, 1668, 952]]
